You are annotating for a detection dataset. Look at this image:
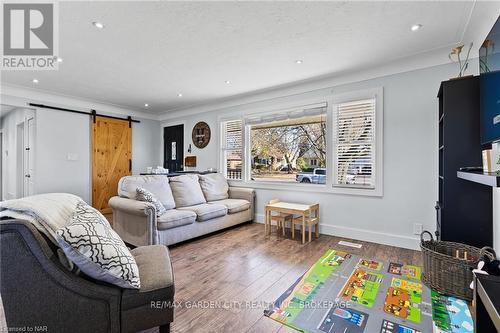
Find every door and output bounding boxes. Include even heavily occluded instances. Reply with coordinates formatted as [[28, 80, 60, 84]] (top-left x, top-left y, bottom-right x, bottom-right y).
[[92, 116, 132, 213], [24, 116, 35, 196], [0, 132, 2, 201], [163, 124, 184, 172]]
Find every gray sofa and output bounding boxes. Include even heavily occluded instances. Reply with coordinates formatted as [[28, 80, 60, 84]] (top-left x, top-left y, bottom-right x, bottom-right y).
[[109, 174, 255, 247], [0, 220, 174, 333]]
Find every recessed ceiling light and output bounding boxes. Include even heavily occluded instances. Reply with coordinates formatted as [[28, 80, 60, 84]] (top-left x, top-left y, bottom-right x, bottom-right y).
[[411, 24, 422, 32], [93, 21, 104, 29], [177, 93, 183, 97], [295, 60, 303, 64], [32, 78, 39, 84], [225, 80, 231, 84], [144, 103, 149, 107]]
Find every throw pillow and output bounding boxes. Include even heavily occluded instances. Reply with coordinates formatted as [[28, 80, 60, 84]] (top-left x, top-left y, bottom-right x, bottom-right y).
[[198, 173, 229, 201], [55, 202, 141, 289], [169, 174, 207, 207], [136, 187, 167, 216], [118, 176, 175, 210]]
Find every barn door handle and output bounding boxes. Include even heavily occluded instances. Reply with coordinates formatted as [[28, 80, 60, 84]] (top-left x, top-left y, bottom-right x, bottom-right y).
[[129, 159, 132, 172]]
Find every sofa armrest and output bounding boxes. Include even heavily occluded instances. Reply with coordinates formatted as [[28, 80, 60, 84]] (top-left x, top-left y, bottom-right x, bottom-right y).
[[228, 187, 255, 202], [0, 220, 122, 332], [109, 196, 156, 217], [108, 197, 158, 246], [229, 187, 255, 221]]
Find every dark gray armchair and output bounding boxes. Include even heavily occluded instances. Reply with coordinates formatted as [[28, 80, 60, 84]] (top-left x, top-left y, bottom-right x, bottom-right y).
[[0, 220, 174, 333]]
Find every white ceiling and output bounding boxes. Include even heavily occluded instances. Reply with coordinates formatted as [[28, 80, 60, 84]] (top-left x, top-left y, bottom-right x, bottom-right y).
[[1, 1, 499, 114]]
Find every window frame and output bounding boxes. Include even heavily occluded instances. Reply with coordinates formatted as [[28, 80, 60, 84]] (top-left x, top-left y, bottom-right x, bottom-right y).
[[331, 87, 383, 197], [217, 88, 383, 197], [219, 117, 244, 182]]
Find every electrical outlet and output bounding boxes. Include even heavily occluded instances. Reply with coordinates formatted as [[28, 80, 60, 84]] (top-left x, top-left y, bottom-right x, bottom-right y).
[[413, 223, 423, 235]]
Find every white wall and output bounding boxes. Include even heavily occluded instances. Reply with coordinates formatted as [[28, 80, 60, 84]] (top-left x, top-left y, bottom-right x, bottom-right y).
[[161, 61, 478, 250], [35, 109, 91, 201], [132, 118, 164, 174]]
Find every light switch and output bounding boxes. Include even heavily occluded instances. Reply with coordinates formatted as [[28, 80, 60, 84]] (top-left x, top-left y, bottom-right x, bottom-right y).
[[67, 153, 79, 161]]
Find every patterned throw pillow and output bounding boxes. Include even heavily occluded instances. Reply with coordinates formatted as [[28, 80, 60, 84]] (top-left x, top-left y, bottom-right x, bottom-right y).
[[55, 202, 141, 289], [136, 187, 167, 216]]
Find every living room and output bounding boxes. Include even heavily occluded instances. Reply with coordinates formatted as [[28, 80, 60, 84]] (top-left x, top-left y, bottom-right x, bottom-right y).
[[1, 2, 500, 333]]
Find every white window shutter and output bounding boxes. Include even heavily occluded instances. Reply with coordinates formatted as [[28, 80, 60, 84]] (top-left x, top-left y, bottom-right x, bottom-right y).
[[334, 99, 376, 188], [222, 120, 243, 180]]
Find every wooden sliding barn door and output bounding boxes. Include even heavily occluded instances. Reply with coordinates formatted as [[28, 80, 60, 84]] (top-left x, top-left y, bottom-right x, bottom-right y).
[[92, 116, 132, 213]]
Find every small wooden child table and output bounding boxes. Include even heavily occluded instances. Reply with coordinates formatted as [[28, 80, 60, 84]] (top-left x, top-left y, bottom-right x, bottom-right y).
[[264, 201, 319, 244]]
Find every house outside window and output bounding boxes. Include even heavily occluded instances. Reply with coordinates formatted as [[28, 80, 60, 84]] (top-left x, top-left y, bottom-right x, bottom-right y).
[[248, 106, 327, 184]]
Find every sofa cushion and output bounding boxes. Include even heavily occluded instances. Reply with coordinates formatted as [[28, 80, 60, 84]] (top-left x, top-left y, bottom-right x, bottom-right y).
[[122, 245, 174, 310], [198, 173, 229, 202], [178, 203, 227, 222], [209, 198, 250, 214], [157, 209, 196, 230], [55, 201, 141, 289], [169, 174, 206, 207], [118, 176, 175, 210], [136, 187, 167, 216]]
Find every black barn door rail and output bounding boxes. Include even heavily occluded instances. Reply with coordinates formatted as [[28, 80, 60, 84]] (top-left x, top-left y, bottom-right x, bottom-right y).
[[28, 103, 141, 124]]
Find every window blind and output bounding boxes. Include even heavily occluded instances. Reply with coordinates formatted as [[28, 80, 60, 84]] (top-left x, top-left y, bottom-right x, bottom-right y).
[[245, 102, 327, 125], [222, 120, 243, 180], [334, 98, 376, 188]]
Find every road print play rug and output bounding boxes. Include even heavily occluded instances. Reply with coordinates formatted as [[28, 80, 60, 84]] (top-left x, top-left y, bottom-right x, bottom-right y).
[[264, 249, 473, 333]]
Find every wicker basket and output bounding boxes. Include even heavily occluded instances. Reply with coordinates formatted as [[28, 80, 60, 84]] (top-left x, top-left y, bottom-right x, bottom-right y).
[[420, 231, 495, 301]]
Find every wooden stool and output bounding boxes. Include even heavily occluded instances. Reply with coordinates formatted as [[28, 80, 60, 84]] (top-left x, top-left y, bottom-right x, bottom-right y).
[[265, 199, 293, 236], [291, 204, 319, 243]]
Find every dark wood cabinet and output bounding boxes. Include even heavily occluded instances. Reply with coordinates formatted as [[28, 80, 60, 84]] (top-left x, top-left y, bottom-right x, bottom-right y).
[[437, 76, 492, 248]]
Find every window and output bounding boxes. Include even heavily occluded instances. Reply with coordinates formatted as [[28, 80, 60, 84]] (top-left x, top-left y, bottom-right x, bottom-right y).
[[221, 119, 243, 180], [333, 98, 376, 188], [248, 106, 326, 184], [218, 88, 382, 196]]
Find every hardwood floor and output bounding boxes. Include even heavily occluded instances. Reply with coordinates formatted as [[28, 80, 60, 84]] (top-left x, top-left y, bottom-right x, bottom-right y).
[[156, 222, 422, 333]]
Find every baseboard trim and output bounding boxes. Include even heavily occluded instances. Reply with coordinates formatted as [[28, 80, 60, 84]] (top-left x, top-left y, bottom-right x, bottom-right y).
[[254, 213, 420, 251]]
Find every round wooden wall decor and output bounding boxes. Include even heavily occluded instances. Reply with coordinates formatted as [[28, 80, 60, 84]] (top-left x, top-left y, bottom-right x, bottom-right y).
[[192, 121, 211, 149]]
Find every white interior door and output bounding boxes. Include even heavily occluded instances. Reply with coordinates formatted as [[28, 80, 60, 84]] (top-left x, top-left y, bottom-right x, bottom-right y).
[[24, 116, 35, 196]]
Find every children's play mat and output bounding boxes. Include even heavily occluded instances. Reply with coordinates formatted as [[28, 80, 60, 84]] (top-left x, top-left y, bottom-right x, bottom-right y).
[[264, 249, 474, 333]]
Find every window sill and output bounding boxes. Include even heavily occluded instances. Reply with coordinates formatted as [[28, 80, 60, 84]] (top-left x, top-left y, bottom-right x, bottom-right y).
[[227, 180, 383, 197]]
